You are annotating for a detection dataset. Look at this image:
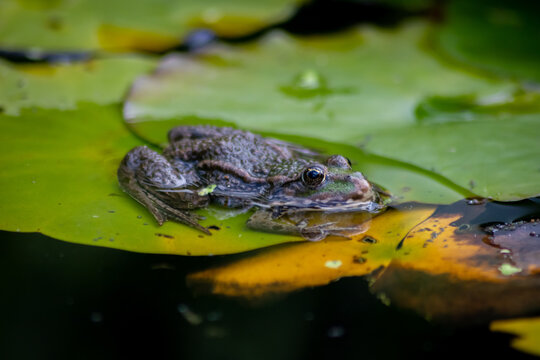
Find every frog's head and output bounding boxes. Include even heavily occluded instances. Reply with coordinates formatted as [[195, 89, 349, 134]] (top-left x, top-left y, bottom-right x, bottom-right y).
[[264, 155, 385, 214]]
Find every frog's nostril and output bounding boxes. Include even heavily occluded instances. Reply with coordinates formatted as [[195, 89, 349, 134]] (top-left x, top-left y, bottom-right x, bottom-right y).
[[350, 176, 370, 194]]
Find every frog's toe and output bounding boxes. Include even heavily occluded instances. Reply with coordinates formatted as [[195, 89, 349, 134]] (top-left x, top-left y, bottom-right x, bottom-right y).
[[300, 226, 328, 241], [150, 195, 211, 235]]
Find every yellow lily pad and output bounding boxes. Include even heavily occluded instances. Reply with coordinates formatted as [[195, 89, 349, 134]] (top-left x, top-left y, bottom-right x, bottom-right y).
[[188, 205, 436, 297], [371, 204, 540, 322], [491, 317, 540, 357], [0, 0, 301, 52]]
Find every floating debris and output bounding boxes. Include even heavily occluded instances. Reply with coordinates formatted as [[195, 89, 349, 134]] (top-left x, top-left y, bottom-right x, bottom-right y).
[[90, 312, 103, 323], [327, 325, 345, 338], [498, 263, 522, 276], [198, 184, 217, 196], [178, 304, 203, 325], [325, 260, 342, 269]]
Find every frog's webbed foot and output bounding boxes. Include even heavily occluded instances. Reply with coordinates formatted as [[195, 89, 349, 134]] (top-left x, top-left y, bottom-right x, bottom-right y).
[[247, 210, 352, 241], [118, 146, 211, 235], [298, 218, 371, 241], [295, 219, 340, 242]]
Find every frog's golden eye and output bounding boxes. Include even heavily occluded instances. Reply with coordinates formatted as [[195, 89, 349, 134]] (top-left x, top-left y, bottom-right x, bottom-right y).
[[302, 166, 326, 188]]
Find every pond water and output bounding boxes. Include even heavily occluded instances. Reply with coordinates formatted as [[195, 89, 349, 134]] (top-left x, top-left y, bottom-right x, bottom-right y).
[[0, 228, 537, 359]]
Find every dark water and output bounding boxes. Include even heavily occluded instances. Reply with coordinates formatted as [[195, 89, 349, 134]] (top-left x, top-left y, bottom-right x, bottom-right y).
[[0, 231, 535, 360]]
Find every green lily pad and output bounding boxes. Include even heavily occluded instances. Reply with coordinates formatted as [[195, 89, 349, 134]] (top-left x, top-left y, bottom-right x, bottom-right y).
[[435, 0, 540, 82], [415, 90, 540, 124], [0, 51, 467, 256], [0, 100, 464, 256], [0, 56, 156, 115], [124, 21, 537, 202], [0, 104, 308, 255], [0, 57, 305, 255], [0, 0, 300, 52], [362, 112, 540, 201], [124, 22, 516, 145], [491, 317, 540, 357]]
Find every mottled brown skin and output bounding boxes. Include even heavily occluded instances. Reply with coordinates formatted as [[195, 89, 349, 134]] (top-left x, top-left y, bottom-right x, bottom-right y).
[[118, 126, 385, 240]]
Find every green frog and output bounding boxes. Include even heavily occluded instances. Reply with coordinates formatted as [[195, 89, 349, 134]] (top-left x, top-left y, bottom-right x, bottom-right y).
[[118, 126, 386, 240]]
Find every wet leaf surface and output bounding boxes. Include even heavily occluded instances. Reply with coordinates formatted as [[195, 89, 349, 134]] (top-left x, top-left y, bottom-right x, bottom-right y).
[[491, 317, 540, 357], [0, 0, 299, 52], [123, 21, 540, 201]]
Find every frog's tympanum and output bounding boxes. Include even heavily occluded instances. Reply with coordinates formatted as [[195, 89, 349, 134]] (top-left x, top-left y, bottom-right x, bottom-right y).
[[118, 126, 386, 240]]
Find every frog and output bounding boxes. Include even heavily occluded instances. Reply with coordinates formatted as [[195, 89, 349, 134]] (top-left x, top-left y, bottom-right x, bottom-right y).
[[117, 125, 387, 241]]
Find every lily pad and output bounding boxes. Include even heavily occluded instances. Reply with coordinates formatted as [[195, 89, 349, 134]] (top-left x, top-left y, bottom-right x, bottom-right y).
[[124, 22, 515, 144], [491, 317, 540, 357], [435, 0, 540, 82], [188, 204, 436, 297], [371, 205, 540, 323], [361, 114, 540, 201], [0, 54, 469, 255], [188, 200, 540, 323], [0, 0, 300, 52], [0, 96, 464, 255], [123, 21, 538, 202], [0, 56, 156, 115], [0, 104, 307, 255], [0, 57, 308, 255]]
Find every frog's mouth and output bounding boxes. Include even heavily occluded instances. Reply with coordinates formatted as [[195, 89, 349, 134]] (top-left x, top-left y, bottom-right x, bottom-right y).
[[253, 196, 386, 215], [210, 185, 387, 215]]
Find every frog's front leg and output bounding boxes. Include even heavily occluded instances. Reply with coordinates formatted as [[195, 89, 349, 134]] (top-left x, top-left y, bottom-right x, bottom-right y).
[[247, 210, 371, 241], [118, 146, 211, 234]]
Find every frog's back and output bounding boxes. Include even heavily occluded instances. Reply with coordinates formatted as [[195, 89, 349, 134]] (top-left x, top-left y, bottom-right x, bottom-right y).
[[165, 127, 300, 178]]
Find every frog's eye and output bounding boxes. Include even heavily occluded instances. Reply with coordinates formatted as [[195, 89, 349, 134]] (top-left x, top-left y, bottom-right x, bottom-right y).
[[326, 155, 352, 169], [302, 166, 326, 188]]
